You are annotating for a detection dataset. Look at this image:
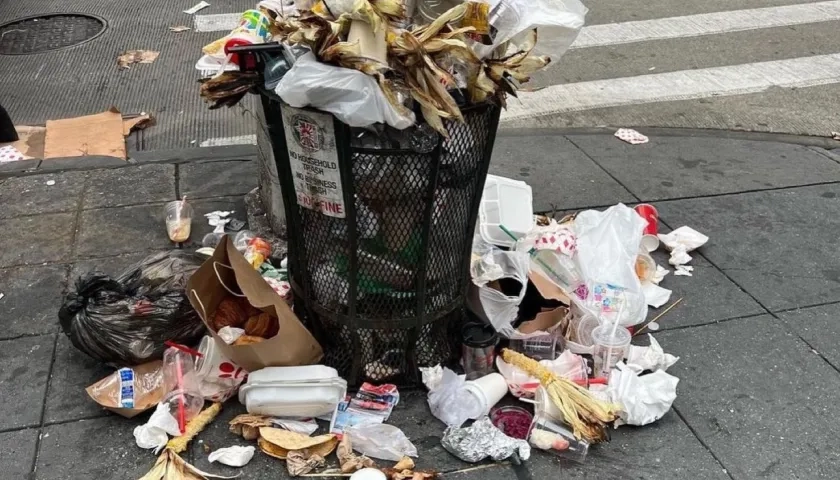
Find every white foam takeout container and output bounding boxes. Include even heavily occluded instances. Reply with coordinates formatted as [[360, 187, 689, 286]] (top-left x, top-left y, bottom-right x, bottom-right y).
[[238, 365, 347, 417]]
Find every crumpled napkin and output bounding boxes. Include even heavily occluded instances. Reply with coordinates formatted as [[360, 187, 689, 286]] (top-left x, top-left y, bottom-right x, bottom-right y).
[[208, 445, 255, 467], [626, 335, 679, 373], [218, 326, 245, 344], [606, 363, 679, 427], [134, 403, 181, 453], [658, 226, 709, 266]]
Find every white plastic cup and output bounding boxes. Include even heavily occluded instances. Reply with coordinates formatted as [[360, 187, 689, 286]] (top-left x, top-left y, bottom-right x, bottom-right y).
[[194, 336, 247, 402], [591, 325, 632, 377], [528, 413, 589, 463], [464, 372, 507, 418]]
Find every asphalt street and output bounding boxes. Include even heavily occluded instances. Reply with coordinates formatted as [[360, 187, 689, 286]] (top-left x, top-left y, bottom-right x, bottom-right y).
[[0, 0, 838, 151]]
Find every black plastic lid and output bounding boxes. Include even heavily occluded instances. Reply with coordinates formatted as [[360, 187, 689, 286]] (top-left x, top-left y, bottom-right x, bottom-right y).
[[461, 322, 499, 348]]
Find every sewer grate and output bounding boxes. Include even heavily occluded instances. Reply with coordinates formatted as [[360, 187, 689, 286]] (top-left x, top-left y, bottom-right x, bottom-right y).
[[0, 14, 107, 55]]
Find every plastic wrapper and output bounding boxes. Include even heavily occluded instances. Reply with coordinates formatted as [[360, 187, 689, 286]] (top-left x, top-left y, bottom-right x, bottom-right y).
[[59, 251, 206, 365], [441, 417, 530, 463], [574, 204, 647, 327], [466, 248, 530, 337], [471, 0, 587, 60], [276, 52, 415, 129], [346, 424, 418, 461]]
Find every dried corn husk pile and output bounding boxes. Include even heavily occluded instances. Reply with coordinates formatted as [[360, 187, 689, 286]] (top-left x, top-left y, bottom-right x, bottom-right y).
[[200, 0, 552, 136], [502, 349, 619, 443]]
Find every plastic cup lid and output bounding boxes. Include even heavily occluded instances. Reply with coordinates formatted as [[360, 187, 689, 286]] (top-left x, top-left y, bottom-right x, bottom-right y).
[[591, 324, 631, 346], [461, 322, 498, 348]]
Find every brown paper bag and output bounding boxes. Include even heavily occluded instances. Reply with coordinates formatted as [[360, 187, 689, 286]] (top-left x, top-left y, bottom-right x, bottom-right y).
[[187, 235, 323, 372]]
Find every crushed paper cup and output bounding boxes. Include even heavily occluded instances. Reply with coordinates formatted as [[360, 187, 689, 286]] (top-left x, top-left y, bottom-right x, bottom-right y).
[[614, 128, 649, 145], [209, 445, 256, 467]]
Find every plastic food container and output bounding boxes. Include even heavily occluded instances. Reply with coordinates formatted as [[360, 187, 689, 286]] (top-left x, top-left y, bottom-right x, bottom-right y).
[[479, 174, 534, 247], [238, 365, 347, 417], [528, 414, 589, 463]]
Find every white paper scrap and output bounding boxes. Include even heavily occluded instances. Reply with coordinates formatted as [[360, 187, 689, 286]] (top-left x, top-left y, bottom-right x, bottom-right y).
[[184, 1, 210, 14], [208, 445, 255, 467]]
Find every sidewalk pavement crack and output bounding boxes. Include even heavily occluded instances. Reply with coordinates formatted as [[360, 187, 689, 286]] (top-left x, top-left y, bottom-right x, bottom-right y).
[[564, 135, 642, 203], [29, 333, 59, 477], [672, 406, 737, 480], [174, 163, 181, 199]]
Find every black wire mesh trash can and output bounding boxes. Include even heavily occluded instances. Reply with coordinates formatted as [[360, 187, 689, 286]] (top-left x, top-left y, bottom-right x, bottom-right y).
[[258, 89, 501, 386]]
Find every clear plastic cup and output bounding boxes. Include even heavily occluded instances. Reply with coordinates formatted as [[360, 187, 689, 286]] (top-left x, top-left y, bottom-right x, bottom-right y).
[[528, 414, 589, 463], [165, 201, 193, 243], [591, 325, 632, 377]]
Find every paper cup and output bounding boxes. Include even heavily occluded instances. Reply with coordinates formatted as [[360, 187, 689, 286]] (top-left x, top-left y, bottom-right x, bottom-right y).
[[464, 372, 507, 417], [634, 204, 660, 252], [195, 336, 248, 402]]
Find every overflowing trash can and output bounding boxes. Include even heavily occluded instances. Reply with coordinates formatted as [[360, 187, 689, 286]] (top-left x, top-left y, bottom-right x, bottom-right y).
[[257, 88, 501, 385]]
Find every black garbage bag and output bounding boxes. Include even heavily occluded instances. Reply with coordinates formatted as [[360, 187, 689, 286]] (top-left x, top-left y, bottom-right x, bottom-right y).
[[59, 251, 207, 366]]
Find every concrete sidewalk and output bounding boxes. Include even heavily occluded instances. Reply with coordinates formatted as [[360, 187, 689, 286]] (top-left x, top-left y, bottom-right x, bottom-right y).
[[1, 129, 839, 479]]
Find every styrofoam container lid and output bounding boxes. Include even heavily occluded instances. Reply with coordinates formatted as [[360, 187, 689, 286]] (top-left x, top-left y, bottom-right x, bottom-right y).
[[479, 174, 534, 247], [246, 365, 341, 384]]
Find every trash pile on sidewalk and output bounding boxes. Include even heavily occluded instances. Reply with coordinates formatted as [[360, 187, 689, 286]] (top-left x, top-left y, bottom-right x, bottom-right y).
[[53, 0, 711, 477]]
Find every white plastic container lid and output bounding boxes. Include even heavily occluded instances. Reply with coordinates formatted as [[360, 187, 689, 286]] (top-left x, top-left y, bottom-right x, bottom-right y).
[[479, 174, 534, 247], [246, 365, 341, 384], [239, 365, 347, 417]]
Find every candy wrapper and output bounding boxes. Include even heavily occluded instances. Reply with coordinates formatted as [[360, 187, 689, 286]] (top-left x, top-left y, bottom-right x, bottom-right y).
[[441, 417, 530, 463]]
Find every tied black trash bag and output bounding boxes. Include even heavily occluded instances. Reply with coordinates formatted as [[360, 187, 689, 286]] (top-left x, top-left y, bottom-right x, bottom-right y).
[[59, 251, 207, 366]]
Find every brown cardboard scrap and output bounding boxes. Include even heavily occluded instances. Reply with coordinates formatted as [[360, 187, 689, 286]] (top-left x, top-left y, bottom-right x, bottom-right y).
[[528, 269, 571, 304], [122, 112, 155, 136], [43, 107, 126, 159]]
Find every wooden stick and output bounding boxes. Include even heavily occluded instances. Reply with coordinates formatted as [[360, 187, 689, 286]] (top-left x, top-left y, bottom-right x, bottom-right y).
[[634, 297, 683, 336]]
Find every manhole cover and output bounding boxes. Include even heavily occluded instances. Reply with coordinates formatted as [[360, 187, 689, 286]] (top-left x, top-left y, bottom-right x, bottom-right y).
[[0, 14, 106, 55]]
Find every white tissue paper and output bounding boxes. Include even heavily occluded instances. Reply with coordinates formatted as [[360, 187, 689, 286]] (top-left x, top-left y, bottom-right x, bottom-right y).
[[652, 265, 670, 284], [208, 445, 256, 467], [659, 226, 709, 266], [134, 403, 181, 453], [641, 281, 672, 308], [271, 418, 319, 435], [674, 265, 694, 276], [626, 335, 679, 373], [608, 363, 679, 427], [217, 326, 245, 345], [420, 364, 444, 391]]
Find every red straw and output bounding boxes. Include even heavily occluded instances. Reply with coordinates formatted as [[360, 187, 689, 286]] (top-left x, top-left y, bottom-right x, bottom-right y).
[[175, 354, 186, 434]]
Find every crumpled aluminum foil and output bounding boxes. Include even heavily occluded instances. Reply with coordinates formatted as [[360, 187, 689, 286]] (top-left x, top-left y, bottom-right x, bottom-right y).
[[441, 417, 531, 463]]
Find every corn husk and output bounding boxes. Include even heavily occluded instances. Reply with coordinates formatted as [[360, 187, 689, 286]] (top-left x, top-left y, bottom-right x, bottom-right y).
[[257, 428, 338, 459], [501, 349, 619, 443]]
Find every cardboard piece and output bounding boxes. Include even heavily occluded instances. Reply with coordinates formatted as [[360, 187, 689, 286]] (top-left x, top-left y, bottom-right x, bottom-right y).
[[517, 306, 569, 335], [86, 360, 164, 418], [187, 235, 323, 372], [122, 112, 154, 136], [44, 107, 126, 159], [528, 269, 571, 304]]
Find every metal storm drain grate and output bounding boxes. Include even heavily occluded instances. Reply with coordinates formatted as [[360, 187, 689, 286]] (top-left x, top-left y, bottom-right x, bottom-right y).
[[0, 14, 106, 55]]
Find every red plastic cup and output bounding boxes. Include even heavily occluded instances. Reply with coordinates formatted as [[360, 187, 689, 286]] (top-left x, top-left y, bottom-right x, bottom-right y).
[[635, 204, 660, 252]]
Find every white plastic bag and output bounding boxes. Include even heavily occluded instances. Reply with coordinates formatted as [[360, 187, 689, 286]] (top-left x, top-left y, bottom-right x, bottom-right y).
[[133, 402, 181, 454], [473, 0, 587, 60], [346, 424, 418, 461], [208, 445, 256, 467], [466, 249, 530, 337], [574, 204, 647, 326], [276, 52, 415, 129]]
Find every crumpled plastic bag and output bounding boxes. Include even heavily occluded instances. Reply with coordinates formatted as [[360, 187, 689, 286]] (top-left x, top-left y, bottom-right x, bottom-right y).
[[658, 226, 709, 266], [606, 363, 679, 427], [134, 402, 181, 454], [441, 417, 530, 463], [208, 445, 256, 467], [346, 424, 418, 461], [466, 248, 530, 337], [574, 204, 648, 326], [472, 0, 587, 62], [625, 335, 679, 373], [276, 52, 415, 129], [427, 368, 480, 427]]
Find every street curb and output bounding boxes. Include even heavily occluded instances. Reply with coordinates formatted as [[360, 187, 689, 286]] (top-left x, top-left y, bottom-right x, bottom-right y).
[[2, 128, 837, 180]]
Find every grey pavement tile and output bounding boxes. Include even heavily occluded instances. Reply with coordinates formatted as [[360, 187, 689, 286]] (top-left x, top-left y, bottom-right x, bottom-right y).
[[0, 171, 85, 219], [179, 160, 258, 200], [0, 335, 55, 430], [76, 205, 173, 257], [0, 429, 38, 479], [526, 411, 730, 480], [37, 416, 151, 480], [489, 135, 636, 211], [183, 197, 249, 249], [84, 164, 176, 209], [655, 185, 840, 311], [777, 303, 840, 371], [0, 212, 75, 267], [0, 264, 67, 340], [566, 135, 840, 201], [649, 248, 764, 329], [657, 316, 840, 480], [44, 336, 113, 424]]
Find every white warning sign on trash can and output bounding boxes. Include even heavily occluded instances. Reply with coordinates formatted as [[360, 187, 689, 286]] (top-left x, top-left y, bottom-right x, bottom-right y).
[[281, 106, 346, 218]]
